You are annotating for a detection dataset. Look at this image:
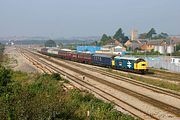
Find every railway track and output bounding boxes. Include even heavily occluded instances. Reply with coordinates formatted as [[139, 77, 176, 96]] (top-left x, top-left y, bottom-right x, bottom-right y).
[[78, 67, 180, 98], [20, 50, 77, 91], [44, 55, 180, 99], [20, 49, 158, 120], [74, 63, 180, 98], [148, 70, 180, 82], [28, 49, 180, 98], [19, 48, 180, 119]]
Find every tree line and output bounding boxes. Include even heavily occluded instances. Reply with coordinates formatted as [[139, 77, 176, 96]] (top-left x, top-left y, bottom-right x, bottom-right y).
[[99, 28, 129, 46], [139, 28, 168, 39], [98, 28, 169, 46]]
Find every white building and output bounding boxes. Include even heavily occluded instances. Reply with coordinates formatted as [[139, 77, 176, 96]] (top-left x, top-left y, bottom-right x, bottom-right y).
[[171, 57, 180, 66]]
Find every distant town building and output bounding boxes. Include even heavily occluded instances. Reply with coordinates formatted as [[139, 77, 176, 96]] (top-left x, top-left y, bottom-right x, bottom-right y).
[[171, 57, 180, 66], [97, 44, 126, 55], [103, 38, 122, 46], [124, 40, 142, 51], [94, 38, 126, 55], [140, 39, 177, 54], [140, 40, 163, 52], [170, 37, 180, 45]]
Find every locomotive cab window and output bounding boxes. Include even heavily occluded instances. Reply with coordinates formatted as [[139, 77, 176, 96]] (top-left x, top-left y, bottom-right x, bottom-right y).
[[142, 64, 146, 66], [136, 59, 145, 63]]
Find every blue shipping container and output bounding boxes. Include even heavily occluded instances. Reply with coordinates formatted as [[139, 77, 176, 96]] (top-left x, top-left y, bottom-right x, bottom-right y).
[[77, 46, 101, 53]]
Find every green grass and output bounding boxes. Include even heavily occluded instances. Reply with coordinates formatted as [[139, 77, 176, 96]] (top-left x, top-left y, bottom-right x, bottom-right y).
[[106, 69, 180, 92], [1, 55, 18, 69], [134, 75, 180, 92]]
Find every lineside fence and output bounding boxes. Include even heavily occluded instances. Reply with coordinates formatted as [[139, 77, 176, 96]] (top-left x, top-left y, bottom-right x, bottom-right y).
[[144, 56, 180, 73]]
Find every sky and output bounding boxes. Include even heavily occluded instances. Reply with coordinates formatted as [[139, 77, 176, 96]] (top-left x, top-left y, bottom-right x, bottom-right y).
[[0, 0, 180, 38]]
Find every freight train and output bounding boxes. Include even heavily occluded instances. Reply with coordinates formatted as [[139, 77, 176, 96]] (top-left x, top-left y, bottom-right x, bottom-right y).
[[39, 48, 148, 74]]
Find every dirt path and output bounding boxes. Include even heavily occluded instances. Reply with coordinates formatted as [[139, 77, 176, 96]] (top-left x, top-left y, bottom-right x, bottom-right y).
[[4, 46, 40, 73]]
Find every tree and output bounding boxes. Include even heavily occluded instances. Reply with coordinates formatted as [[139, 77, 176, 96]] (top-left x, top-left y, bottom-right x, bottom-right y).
[[121, 36, 129, 44], [44, 40, 57, 47], [99, 34, 111, 45], [160, 32, 168, 38], [99, 28, 129, 46], [157, 32, 168, 39], [113, 28, 124, 41], [176, 44, 180, 51], [94, 41, 98, 46], [113, 28, 129, 45], [101, 34, 110, 41], [146, 28, 156, 39], [139, 33, 147, 39], [139, 28, 157, 39]]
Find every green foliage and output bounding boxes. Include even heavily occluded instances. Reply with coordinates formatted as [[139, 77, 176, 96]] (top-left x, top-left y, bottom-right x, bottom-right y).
[[127, 51, 160, 55], [139, 33, 147, 39], [99, 28, 129, 46], [44, 40, 57, 47], [51, 73, 62, 80], [176, 44, 180, 51], [66, 90, 135, 120], [0, 66, 12, 86], [113, 28, 124, 40], [99, 34, 111, 45], [0, 72, 64, 120], [139, 28, 168, 40], [153, 32, 169, 39], [93, 41, 98, 46], [0, 70, 135, 120], [172, 51, 180, 56], [146, 28, 156, 38], [106, 68, 180, 92], [137, 74, 180, 92], [139, 28, 156, 39], [122, 36, 129, 44], [113, 28, 129, 44]]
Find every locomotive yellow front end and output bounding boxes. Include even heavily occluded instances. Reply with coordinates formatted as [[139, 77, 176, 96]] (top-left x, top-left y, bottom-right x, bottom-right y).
[[134, 59, 148, 73]]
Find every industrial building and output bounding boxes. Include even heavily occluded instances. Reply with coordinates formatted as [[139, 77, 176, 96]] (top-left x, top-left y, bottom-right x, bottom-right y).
[[96, 45, 126, 55], [76, 46, 101, 53]]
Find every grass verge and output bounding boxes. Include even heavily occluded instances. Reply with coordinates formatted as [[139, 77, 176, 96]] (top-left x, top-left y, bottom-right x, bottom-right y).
[[106, 69, 180, 92]]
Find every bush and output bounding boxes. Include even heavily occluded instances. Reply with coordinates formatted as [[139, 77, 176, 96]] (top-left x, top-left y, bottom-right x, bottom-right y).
[[172, 51, 180, 56], [0, 66, 12, 86], [51, 73, 61, 80]]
